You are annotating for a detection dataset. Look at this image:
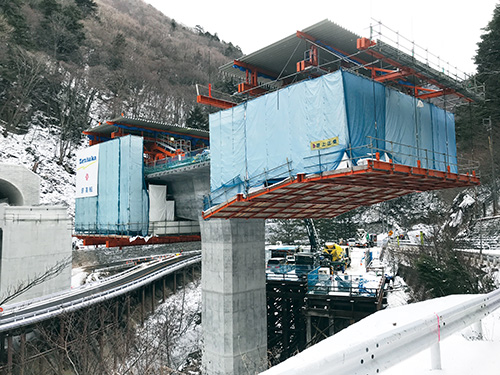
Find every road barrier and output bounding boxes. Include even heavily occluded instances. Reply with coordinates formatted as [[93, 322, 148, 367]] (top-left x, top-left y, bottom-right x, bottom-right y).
[[260, 287, 500, 375]]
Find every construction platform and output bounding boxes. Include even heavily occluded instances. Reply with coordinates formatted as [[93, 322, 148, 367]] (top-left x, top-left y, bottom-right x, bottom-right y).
[[75, 234, 201, 248], [202, 158, 479, 220], [208, 19, 483, 111]]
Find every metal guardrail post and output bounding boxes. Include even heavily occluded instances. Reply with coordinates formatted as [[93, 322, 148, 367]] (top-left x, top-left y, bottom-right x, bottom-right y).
[[471, 320, 483, 339], [430, 341, 441, 370]]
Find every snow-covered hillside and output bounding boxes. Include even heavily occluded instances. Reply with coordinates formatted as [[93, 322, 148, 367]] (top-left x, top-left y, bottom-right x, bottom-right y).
[[0, 122, 81, 218]]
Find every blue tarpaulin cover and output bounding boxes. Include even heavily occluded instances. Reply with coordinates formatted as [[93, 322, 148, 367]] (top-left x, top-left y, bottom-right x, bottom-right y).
[[75, 135, 149, 235], [209, 69, 457, 204]]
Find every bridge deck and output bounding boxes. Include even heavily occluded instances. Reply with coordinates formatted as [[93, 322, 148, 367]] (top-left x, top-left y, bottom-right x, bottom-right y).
[[202, 159, 479, 220]]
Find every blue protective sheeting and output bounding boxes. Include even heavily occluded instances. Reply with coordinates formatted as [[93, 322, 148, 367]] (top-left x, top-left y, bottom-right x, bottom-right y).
[[431, 105, 447, 171], [416, 101, 433, 169], [446, 112, 458, 173], [75, 135, 149, 235], [385, 89, 418, 166], [209, 71, 349, 203], [209, 69, 458, 204], [342, 72, 386, 162], [430, 106, 458, 173]]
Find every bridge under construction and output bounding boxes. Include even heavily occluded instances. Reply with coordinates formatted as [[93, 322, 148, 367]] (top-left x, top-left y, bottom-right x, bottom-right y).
[[197, 19, 481, 375], [66, 18, 484, 375]]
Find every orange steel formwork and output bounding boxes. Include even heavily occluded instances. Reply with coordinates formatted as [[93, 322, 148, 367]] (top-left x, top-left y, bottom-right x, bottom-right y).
[[75, 234, 201, 248], [202, 159, 479, 220]]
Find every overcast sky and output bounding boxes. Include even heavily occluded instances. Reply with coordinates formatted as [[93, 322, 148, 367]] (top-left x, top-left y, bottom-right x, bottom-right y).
[[144, 0, 498, 75]]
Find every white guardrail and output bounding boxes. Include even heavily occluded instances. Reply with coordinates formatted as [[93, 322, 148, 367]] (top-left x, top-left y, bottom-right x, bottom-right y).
[[260, 287, 500, 375], [0, 252, 201, 333]]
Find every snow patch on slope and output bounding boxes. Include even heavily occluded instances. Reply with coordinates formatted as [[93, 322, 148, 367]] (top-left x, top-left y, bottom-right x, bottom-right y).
[[0, 122, 80, 218]]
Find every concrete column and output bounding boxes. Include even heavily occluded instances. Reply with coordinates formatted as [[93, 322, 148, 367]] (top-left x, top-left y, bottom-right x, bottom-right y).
[[201, 218, 267, 375]]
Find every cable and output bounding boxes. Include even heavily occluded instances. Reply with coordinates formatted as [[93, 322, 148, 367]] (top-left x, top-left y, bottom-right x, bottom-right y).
[[276, 39, 303, 81]]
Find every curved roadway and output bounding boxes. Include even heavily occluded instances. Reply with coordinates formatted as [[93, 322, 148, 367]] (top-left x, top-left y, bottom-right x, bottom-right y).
[[0, 251, 201, 333]]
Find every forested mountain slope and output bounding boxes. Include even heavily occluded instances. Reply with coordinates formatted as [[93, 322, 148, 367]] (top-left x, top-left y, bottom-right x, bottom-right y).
[[0, 0, 240, 165]]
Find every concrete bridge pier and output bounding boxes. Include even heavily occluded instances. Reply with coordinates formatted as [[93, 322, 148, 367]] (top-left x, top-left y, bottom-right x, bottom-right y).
[[201, 218, 267, 375]]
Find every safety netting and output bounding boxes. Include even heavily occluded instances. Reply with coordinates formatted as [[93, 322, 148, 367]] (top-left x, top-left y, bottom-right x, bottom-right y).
[[75, 135, 149, 236], [209, 69, 457, 205]]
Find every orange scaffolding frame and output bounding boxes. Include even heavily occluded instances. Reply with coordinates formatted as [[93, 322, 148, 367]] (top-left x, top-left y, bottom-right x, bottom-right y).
[[202, 158, 479, 220]]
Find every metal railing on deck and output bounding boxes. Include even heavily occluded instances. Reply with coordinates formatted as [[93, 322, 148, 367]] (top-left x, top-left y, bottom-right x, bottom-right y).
[[304, 136, 478, 176], [369, 20, 482, 89], [307, 272, 382, 298], [455, 237, 500, 252], [75, 221, 201, 237], [144, 147, 210, 175], [149, 220, 200, 236], [195, 84, 244, 106], [0, 253, 201, 333], [204, 137, 479, 210], [206, 159, 295, 210], [74, 223, 148, 236]]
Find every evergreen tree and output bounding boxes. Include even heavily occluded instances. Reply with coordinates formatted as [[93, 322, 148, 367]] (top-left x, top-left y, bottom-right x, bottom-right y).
[[74, 0, 97, 18], [476, 5, 500, 105], [474, 4, 500, 186], [414, 250, 492, 299], [38, 1, 86, 61], [267, 219, 308, 245], [38, 0, 60, 18], [214, 77, 239, 95], [314, 213, 358, 244], [0, 0, 30, 46], [0, 0, 245, 161], [107, 33, 127, 71], [186, 106, 208, 131]]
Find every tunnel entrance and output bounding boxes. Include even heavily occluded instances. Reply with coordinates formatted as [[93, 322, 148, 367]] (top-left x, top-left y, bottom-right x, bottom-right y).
[[0, 179, 23, 206]]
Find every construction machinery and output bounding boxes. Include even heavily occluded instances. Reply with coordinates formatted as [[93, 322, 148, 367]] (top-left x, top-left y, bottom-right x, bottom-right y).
[[303, 219, 351, 271], [322, 242, 351, 271], [303, 218, 322, 252]]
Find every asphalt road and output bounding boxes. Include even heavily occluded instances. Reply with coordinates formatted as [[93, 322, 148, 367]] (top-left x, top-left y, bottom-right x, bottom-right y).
[[0, 252, 200, 330]]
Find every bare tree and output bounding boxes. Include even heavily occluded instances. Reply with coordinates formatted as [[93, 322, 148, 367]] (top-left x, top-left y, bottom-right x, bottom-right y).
[[0, 256, 72, 305], [48, 69, 97, 164], [122, 279, 202, 374], [0, 47, 48, 133]]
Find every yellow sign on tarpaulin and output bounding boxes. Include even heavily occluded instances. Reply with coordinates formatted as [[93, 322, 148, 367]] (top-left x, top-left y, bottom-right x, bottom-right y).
[[310, 136, 339, 151]]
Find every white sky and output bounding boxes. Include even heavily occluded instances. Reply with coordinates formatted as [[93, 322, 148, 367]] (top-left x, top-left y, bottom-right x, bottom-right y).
[[144, 0, 498, 75]]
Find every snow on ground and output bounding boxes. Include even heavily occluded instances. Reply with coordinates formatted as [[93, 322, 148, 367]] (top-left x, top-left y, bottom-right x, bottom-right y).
[[358, 246, 500, 374], [264, 289, 500, 375], [71, 267, 88, 288], [135, 280, 202, 372], [381, 303, 500, 374], [0, 123, 79, 217], [263, 246, 500, 374]]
